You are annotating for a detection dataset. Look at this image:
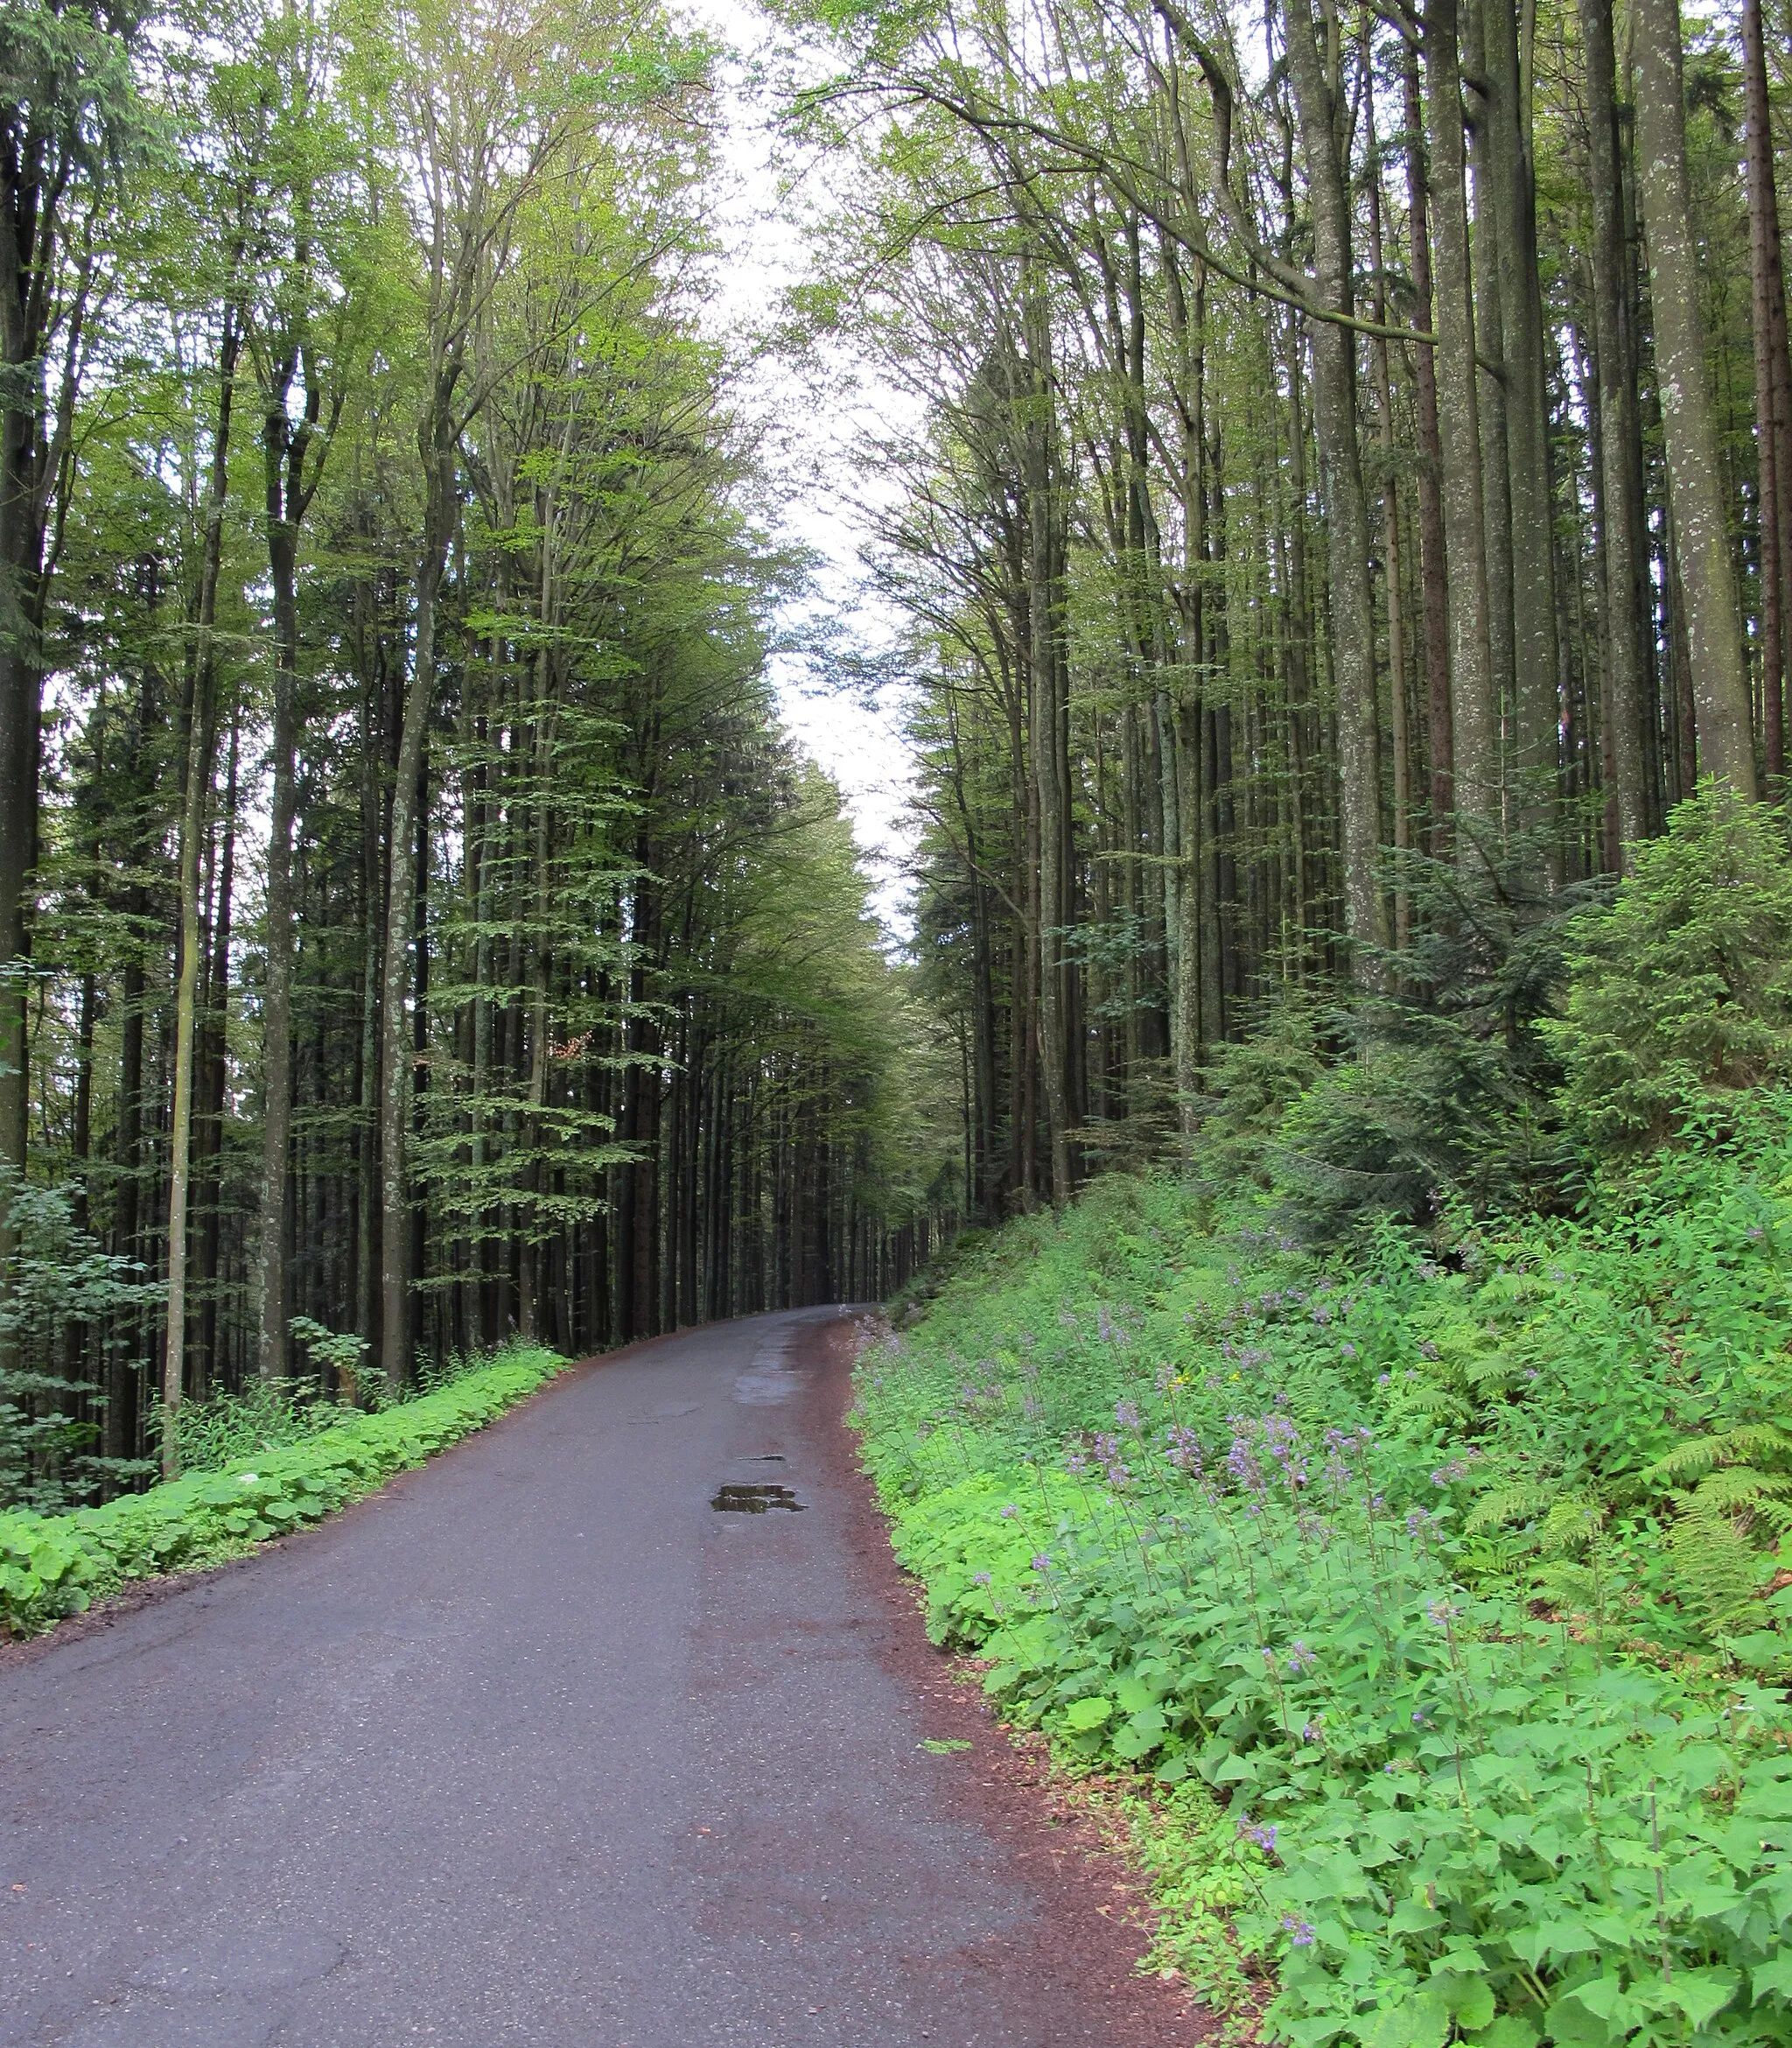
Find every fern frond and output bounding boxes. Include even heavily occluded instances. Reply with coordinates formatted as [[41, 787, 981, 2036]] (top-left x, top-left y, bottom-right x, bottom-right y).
[[1466, 1482, 1558, 1535], [1532, 1560, 1600, 1608], [1539, 1495, 1606, 1554], [1642, 1424, 1792, 1490], [1643, 1438, 1726, 1488], [1464, 1354, 1519, 1393], [1690, 1468, 1792, 1514], [1665, 1513, 1764, 1625], [1390, 1385, 1472, 1424]]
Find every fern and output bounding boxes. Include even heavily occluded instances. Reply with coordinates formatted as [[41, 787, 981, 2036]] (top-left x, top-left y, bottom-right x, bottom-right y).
[[1665, 1509, 1765, 1625], [1538, 1496, 1607, 1555], [1639, 1425, 1792, 1624], [1466, 1481, 1561, 1536], [1642, 1423, 1792, 1490]]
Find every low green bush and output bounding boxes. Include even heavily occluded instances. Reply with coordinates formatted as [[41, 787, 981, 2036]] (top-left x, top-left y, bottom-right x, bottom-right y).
[[0, 1167, 161, 1511], [0, 1343, 567, 1636], [854, 1124, 1792, 2047], [1547, 786, 1792, 1153]]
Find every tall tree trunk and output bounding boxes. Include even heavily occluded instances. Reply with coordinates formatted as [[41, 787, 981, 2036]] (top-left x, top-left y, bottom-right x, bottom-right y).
[[1742, 0, 1792, 784], [196, 709, 238, 1391], [1466, 0, 1518, 790], [1019, 277, 1074, 1202], [1164, 240, 1207, 1136], [1482, 0, 1560, 839], [161, 312, 238, 1475], [1633, 0, 1758, 796], [1404, 42, 1455, 846], [1583, 0, 1651, 856], [1424, 0, 1502, 840], [1283, 0, 1389, 975], [256, 410, 309, 1378], [1366, 57, 1411, 949], [380, 413, 455, 1395]]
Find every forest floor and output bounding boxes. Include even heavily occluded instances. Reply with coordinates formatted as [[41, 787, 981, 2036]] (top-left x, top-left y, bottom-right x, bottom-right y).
[[0, 1308, 1203, 2048]]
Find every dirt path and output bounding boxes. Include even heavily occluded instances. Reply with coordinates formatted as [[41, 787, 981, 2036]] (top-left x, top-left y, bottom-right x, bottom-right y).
[[1, 1308, 1204, 2048]]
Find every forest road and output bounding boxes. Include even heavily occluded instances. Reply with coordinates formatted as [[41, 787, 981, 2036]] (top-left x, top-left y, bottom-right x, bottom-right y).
[[0, 1308, 1200, 2048]]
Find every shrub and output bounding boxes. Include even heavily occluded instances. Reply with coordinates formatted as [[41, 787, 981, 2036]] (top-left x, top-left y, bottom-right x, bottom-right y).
[[1268, 1009, 1568, 1238], [1547, 785, 1792, 1151], [0, 1168, 160, 1512], [1194, 999, 1326, 1191]]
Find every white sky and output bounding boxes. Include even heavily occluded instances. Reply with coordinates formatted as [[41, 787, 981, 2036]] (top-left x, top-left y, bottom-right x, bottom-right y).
[[681, 0, 924, 929]]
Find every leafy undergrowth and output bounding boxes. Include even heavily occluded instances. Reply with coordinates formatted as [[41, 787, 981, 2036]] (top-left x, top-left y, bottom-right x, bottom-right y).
[[0, 1343, 568, 1636], [852, 1128, 1792, 2048]]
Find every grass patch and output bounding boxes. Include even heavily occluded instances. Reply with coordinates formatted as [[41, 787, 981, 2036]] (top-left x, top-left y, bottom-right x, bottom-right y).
[[0, 1343, 569, 1637]]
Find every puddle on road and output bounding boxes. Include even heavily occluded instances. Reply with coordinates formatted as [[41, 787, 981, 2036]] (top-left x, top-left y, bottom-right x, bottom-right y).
[[710, 1482, 805, 1513]]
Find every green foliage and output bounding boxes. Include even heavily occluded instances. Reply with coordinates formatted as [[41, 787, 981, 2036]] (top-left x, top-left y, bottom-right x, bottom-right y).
[[0, 1343, 566, 1636], [854, 1126, 1792, 2046], [1268, 1012, 1567, 1239], [0, 0, 144, 194], [160, 1376, 338, 1478], [0, 1169, 160, 1512], [160, 1310, 399, 1476], [1547, 787, 1792, 1151], [1195, 999, 1326, 1192]]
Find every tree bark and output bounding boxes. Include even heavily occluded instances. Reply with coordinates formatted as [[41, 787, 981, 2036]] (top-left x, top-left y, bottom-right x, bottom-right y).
[[162, 311, 240, 1474], [255, 372, 321, 1379], [380, 407, 455, 1396], [1481, 0, 1559, 837], [1742, 0, 1792, 785], [1424, 0, 1502, 841], [1365, 55, 1411, 949], [1404, 43, 1456, 847], [1018, 271, 1074, 1202], [1582, 0, 1651, 856], [1283, 0, 1389, 975], [1633, 0, 1758, 796]]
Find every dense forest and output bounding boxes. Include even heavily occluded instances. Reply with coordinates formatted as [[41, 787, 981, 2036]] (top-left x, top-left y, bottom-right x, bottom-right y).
[[10, 0, 1792, 1500], [1, 0, 962, 1498], [10, 0, 1792, 2034], [783, 0, 1792, 1212]]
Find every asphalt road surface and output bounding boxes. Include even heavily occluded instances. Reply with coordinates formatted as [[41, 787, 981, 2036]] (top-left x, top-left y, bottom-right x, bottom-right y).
[[2, 1308, 1202, 2048]]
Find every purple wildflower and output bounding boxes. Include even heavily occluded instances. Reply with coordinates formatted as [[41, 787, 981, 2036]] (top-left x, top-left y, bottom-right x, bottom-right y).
[[1282, 1916, 1316, 1947]]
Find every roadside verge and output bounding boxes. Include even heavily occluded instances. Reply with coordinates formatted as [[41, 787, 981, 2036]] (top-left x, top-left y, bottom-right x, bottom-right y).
[[0, 1344, 569, 1637]]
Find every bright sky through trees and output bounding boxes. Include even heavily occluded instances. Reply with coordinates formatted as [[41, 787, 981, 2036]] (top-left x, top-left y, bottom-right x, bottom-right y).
[[684, 0, 922, 924]]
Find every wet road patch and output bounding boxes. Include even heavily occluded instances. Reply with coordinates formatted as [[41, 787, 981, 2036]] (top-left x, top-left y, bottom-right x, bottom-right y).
[[711, 1482, 805, 1513]]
